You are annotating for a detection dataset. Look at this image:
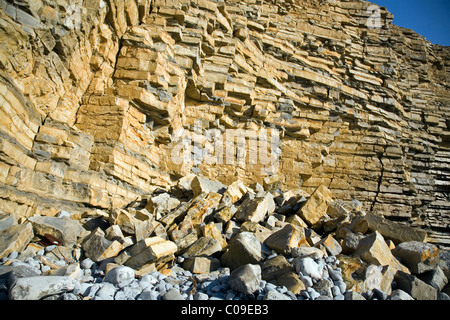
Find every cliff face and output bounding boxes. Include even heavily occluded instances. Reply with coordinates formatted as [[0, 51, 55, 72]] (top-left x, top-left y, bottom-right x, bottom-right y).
[[0, 0, 448, 244]]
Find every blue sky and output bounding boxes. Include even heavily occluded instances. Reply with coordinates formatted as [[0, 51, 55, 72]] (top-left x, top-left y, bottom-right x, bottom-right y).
[[372, 0, 450, 46]]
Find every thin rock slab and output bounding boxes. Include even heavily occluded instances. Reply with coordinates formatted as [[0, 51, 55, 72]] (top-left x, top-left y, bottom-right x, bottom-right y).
[[9, 276, 78, 300]]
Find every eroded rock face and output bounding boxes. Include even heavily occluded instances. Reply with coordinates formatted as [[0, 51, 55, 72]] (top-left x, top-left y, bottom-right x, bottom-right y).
[[0, 0, 448, 247]]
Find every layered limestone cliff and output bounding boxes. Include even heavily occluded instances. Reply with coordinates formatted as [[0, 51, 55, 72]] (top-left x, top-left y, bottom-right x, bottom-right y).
[[0, 0, 448, 244]]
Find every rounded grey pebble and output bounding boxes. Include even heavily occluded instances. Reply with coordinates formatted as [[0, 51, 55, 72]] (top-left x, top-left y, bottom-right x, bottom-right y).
[[8, 251, 18, 260], [162, 288, 185, 300], [331, 285, 341, 297], [138, 290, 159, 300], [103, 266, 135, 289], [61, 293, 78, 300], [95, 283, 116, 300], [194, 291, 209, 300], [81, 258, 94, 270], [45, 245, 57, 252]]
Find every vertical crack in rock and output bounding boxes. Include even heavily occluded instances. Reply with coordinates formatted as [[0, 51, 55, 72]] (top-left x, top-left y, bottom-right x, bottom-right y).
[[370, 153, 384, 213]]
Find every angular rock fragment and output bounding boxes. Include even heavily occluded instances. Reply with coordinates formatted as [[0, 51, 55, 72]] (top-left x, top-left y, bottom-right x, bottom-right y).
[[394, 270, 438, 300], [276, 272, 306, 295], [293, 257, 322, 280], [264, 224, 304, 255], [81, 227, 124, 262], [183, 192, 222, 226], [234, 193, 274, 223], [220, 180, 247, 205], [0, 223, 33, 259], [316, 234, 342, 256], [354, 231, 409, 273], [181, 237, 222, 259], [183, 256, 220, 274], [123, 237, 177, 269], [191, 176, 226, 197], [296, 185, 332, 227], [109, 209, 152, 241], [363, 213, 427, 244], [418, 266, 448, 291], [229, 264, 261, 295], [261, 255, 293, 282], [392, 241, 439, 274], [220, 232, 270, 270]]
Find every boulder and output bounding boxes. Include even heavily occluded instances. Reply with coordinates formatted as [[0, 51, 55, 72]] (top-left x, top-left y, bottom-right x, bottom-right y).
[[229, 264, 261, 295], [392, 241, 439, 274], [81, 227, 124, 262], [9, 276, 78, 300], [28, 216, 85, 246], [263, 290, 292, 300], [354, 231, 409, 273], [220, 180, 247, 205], [344, 291, 366, 300], [316, 234, 342, 256], [363, 212, 427, 244], [261, 255, 293, 282], [235, 195, 271, 223], [162, 288, 185, 300], [145, 193, 180, 219], [293, 257, 323, 280], [388, 289, 414, 300], [124, 237, 177, 269], [296, 184, 332, 226], [201, 222, 227, 250], [220, 232, 270, 270], [185, 192, 222, 226], [183, 256, 220, 274], [103, 266, 135, 288], [214, 206, 237, 224], [418, 267, 448, 291], [263, 174, 282, 192], [191, 176, 226, 197], [264, 224, 304, 255], [439, 250, 450, 279], [181, 236, 222, 259], [394, 270, 438, 300], [276, 272, 306, 294], [312, 279, 333, 298], [108, 209, 152, 241], [0, 223, 33, 259], [291, 246, 325, 259]]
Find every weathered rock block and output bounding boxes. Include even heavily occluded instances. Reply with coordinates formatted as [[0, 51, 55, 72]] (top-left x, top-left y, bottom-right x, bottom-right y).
[[264, 224, 305, 255], [392, 241, 440, 274], [394, 270, 438, 300], [297, 185, 332, 227], [220, 232, 270, 270], [355, 231, 409, 273], [9, 276, 78, 300], [229, 264, 261, 295], [0, 223, 33, 259]]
